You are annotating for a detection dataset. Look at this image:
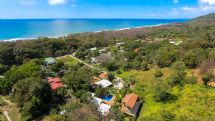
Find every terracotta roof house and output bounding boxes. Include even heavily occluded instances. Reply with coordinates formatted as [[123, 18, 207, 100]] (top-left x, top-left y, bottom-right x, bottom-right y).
[[50, 83, 64, 91], [121, 93, 141, 117], [48, 77, 64, 91], [45, 57, 56, 65], [90, 76, 101, 84], [98, 72, 108, 79], [48, 77, 61, 83]]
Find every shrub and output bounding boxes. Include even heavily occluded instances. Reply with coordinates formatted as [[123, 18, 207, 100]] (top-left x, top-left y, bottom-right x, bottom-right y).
[[154, 69, 163, 78], [108, 73, 115, 81]]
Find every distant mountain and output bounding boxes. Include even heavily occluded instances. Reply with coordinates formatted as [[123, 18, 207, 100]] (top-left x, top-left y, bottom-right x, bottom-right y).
[[187, 13, 215, 26]]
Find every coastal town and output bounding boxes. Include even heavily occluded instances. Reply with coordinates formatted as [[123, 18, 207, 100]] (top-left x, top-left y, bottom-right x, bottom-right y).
[[45, 53, 141, 118], [0, 13, 215, 121]]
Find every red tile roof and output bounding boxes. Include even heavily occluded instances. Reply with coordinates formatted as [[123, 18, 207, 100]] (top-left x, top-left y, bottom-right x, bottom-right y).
[[48, 77, 61, 83], [50, 82, 64, 91], [90, 76, 101, 84], [122, 93, 139, 109], [48, 77, 64, 91], [98, 72, 108, 79]]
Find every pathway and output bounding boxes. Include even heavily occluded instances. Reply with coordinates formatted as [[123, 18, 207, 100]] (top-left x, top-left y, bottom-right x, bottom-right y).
[[69, 55, 97, 70], [3, 111, 12, 121], [1, 97, 13, 121]]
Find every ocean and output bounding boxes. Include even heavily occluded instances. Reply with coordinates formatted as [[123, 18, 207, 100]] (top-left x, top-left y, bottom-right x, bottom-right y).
[[0, 19, 187, 41]]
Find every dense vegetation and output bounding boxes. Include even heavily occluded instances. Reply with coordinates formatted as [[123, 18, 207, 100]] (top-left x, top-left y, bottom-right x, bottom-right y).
[[0, 13, 215, 121]]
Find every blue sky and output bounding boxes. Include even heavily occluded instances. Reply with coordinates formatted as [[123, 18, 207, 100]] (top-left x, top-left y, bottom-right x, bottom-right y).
[[0, 0, 215, 19]]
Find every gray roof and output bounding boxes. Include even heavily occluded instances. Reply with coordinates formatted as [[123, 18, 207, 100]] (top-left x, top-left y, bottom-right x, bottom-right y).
[[131, 101, 141, 117]]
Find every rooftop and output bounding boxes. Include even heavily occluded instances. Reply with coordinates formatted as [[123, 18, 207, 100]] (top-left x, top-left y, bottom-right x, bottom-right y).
[[48, 77, 61, 83], [48, 77, 64, 91], [95, 79, 112, 88], [45, 57, 56, 65], [122, 93, 139, 109], [98, 72, 108, 79], [50, 82, 64, 91], [98, 103, 111, 116]]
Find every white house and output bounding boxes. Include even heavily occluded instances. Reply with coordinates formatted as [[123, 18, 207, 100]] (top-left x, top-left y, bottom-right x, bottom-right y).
[[99, 48, 107, 53], [91, 57, 97, 63], [90, 47, 97, 51], [115, 42, 124, 47], [95, 79, 112, 88], [113, 78, 124, 89], [98, 103, 111, 116], [91, 93, 111, 116]]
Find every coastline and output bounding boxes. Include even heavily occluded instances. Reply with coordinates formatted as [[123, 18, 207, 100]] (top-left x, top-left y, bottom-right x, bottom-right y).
[[0, 23, 170, 42]]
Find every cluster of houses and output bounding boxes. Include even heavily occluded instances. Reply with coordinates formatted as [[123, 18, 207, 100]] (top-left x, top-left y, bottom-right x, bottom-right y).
[[89, 42, 125, 63], [44, 57, 65, 91], [90, 72, 114, 116], [90, 72, 140, 117], [44, 57, 141, 117]]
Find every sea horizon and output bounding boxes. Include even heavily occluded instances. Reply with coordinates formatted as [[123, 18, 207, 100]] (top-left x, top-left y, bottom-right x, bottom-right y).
[[0, 19, 188, 41]]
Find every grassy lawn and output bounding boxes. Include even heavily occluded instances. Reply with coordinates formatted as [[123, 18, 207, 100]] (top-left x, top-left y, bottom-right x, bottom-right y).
[[8, 108, 20, 121], [116, 68, 215, 120], [0, 113, 7, 121], [0, 96, 21, 121], [57, 56, 79, 67], [117, 68, 171, 83], [136, 85, 215, 121]]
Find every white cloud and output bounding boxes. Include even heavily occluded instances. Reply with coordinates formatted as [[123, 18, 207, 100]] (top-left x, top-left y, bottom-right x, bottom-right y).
[[182, 7, 196, 12], [173, 0, 179, 4], [199, 0, 215, 5], [180, 0, 215, 14], [48, 0, 66, 5], [20, 0, 35, 5]]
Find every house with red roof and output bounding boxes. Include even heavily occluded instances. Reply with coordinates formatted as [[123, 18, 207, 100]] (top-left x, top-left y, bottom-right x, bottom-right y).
[[48, 77, 64, 91], [121, 93, 141, 117]]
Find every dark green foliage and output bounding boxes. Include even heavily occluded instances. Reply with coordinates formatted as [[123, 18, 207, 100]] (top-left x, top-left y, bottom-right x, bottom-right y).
[[183, 49, 206, 69], [123, 62, 133, 71], [95, 86, 110, 97], [50, 61, 66, 73], [63, 64, 97, 100], [109, 103, 125, 121], [152, 79, 172, 102], [167, 61, 187, 87], [116, 70, 122, 74], [0, 44, 15, 65], [0, 60, 40, 94], [185, 76, 197, 84], [141, 61, 149, 71], [13, 77, 53, 119], [167, 70, 186, 87], [108, 73, 115, 81], [155, 47, 178, 68], [161, 110, 175, 121], [154, 69, 163, 78], [0, 64, 9, 75], [202, 72, 214, 86], [0, 38, 79, 67], [106, 61, 119, 71]]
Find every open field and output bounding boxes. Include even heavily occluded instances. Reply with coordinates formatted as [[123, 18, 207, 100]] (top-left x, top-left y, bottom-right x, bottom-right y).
[[56, 55, 80, 67], [0, 96, 20, 121], [117, 68, 171, 83]]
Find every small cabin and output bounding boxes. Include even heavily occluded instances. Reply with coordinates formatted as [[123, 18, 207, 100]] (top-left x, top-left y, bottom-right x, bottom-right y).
[[45, 57, 56, 65]]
